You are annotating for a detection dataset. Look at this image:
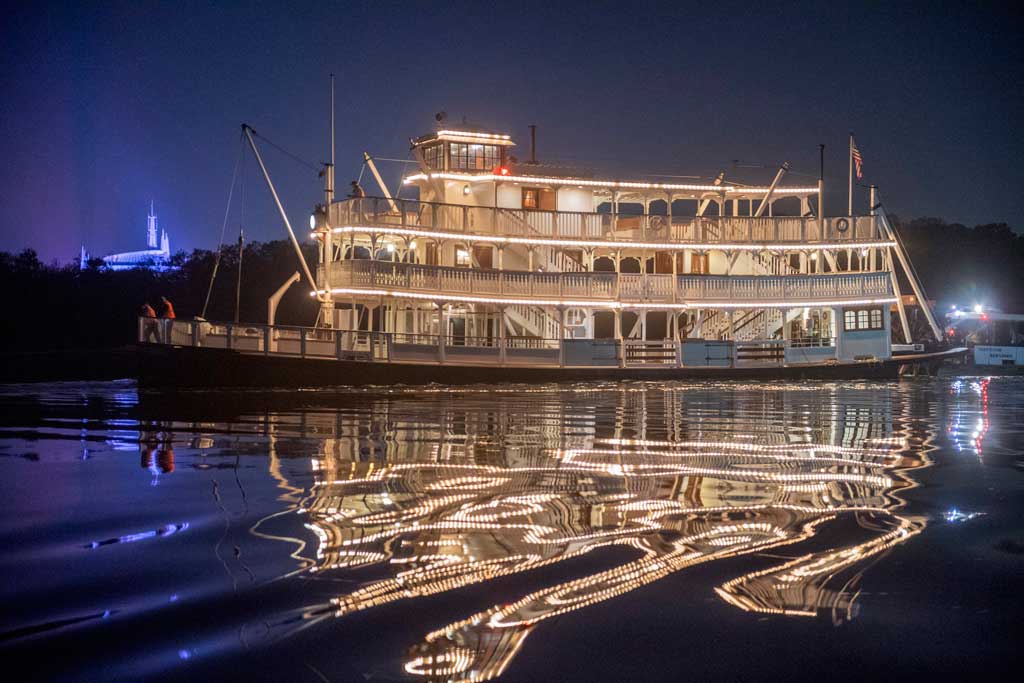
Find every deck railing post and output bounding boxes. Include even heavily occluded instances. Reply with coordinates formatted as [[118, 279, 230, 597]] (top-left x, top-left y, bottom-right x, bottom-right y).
[[438, 303, 447, 364], [335, 329, 342, 360], [264, 326, 270, 356], [300, 328, 307, 358], [226, 323, 233, 350], [498, 307, 506, 365], [192, 322, 200, 348]]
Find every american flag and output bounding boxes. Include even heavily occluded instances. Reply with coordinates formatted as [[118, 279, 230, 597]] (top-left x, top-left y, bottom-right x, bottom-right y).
[[851, 138, 864, 179]]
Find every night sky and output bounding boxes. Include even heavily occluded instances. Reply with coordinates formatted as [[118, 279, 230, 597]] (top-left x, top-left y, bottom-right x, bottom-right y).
[[2, 1, 1021, 262]]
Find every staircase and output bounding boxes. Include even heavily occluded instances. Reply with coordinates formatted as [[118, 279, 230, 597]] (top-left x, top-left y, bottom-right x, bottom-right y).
[[494, 208, 582, 340], [504, 305, 560, 340]]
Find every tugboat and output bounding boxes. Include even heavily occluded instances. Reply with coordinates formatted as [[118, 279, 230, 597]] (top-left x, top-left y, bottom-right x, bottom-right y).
[[138, 117, 965, 387]]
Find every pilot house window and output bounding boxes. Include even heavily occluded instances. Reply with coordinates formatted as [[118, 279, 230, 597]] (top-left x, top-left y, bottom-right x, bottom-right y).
[[843, 307, 884, 331], [422, 144, 444, 170], [449, 143, 500, 171]]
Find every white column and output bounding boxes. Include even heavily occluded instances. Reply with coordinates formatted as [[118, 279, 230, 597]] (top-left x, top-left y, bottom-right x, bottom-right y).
[[438, 302, 447, 363], [498, 305, 506, 365]]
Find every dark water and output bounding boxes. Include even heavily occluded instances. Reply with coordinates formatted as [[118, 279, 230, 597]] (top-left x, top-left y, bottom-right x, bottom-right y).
[[0, 378, 1021, 682]]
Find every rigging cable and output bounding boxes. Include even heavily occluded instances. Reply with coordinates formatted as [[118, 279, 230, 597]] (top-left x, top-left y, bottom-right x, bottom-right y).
[[250, 130, 321, 173], [201, 134, 245, 319]]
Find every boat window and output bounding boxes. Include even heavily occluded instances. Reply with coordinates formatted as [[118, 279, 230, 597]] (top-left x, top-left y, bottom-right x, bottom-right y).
[[522, 187, 556, 210], [422, 143, 444, 170], [449, 143, 501, 171], [523, 188, 538, 209], [843, 306, 884, 331]]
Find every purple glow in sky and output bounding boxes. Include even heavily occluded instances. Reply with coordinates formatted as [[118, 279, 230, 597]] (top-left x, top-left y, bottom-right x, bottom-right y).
[[2, 1, 1021, 262]]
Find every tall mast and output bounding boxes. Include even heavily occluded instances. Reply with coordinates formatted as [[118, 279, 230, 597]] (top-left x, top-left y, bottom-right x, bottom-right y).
[[330, 73, 335, 169], [817, 144, 825, 233]]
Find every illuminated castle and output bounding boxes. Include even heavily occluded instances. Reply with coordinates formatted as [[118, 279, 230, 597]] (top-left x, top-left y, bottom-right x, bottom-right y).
[[80, 201, 173, 271]]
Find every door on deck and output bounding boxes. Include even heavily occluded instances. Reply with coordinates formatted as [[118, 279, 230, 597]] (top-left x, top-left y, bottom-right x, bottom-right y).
[[472, 245, 493, 269], [655, 252, 673, 274], [424, 242, 439, 266], [690, 253, 709, 274], [522, 188, 556, 211], [449, 317, 466, 346]]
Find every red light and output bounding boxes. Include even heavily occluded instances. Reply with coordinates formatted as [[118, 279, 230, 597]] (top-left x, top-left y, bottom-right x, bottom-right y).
[[980, 313, 989, 321], [495, 166, 511, 176], [947, 328, 955, 336]]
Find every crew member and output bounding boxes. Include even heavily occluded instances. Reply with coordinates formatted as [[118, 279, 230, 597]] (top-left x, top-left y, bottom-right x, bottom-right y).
[[159, 296, 176, 319], [141, 302, 159, 342], [158, 296, 175, 343], [348, 180, 366, 198]]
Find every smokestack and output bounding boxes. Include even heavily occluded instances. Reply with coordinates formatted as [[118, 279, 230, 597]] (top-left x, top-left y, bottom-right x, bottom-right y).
[[529, 124, 537, 164]]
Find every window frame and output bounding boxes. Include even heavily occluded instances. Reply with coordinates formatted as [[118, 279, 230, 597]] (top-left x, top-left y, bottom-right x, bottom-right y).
[[843, 306, 885, 332], [449, 142, 500, 171]]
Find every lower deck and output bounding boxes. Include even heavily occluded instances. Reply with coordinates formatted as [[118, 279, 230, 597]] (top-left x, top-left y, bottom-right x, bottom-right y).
[[148, 317, 868, 371], [138, 317, 965, 387]]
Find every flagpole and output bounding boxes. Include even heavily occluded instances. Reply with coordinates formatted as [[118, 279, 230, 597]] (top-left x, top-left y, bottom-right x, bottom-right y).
[[848, 132, 853, 216]]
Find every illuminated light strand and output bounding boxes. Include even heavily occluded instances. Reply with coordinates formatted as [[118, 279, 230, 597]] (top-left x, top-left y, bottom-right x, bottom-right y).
[[313, 286, 898, 311], [403, 171, 819, 195], [436, 129, 511, 140], [326, 225, 896, 252], [715, 517, 924, 617]]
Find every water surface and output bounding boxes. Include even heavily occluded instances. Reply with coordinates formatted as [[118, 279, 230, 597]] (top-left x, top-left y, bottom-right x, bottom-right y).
[[0, 378, 1021, 681]]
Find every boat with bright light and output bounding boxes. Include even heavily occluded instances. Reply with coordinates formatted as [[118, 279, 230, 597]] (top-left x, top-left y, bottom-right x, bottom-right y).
[[137, 121, 965, 386]]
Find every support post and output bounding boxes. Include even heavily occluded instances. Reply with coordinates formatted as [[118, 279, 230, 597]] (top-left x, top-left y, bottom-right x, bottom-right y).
[[499, 306, 506, 365], [438, 303, 447, 363]]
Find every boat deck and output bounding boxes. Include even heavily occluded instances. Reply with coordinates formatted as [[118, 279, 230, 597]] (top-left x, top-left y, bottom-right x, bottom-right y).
[[137, 318, 967, 387]]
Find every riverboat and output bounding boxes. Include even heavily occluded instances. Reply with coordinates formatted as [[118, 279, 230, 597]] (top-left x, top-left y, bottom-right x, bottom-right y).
[[138, 121, 964, 386]]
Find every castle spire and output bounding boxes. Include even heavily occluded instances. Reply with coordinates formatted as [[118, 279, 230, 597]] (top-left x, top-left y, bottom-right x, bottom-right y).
[[147, 200, 158, 249]]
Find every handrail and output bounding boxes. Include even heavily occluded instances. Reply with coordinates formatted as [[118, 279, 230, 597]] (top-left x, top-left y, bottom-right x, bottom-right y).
[[329, 259, 893, 304], [142, 317, 854, 369], [330, 196, 882, 244]]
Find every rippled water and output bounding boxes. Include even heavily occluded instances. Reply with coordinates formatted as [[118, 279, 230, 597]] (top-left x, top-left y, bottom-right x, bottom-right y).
[[0, 379, 1021, 681]]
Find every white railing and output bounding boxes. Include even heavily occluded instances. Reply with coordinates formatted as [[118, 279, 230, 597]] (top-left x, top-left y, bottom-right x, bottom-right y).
[[141, 317, 848, 369], [331, 197, 880, 244], [329, 260, 892, 304]]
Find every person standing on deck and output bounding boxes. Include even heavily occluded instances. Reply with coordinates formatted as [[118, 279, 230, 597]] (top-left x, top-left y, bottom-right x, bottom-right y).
[[158, 296, 176, 343], [141, 302, 159, 343]]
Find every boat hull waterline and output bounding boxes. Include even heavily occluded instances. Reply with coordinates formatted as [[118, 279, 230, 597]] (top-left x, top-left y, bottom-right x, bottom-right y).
[[134, 344, 966, 387]]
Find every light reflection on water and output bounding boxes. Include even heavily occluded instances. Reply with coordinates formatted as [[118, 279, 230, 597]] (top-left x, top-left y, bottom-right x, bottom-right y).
[[0, 378, 1018, 682], [291, 385, 930, 681]]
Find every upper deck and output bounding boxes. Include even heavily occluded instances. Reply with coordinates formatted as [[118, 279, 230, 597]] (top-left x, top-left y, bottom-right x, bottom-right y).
[[329, 196, 883, 247]]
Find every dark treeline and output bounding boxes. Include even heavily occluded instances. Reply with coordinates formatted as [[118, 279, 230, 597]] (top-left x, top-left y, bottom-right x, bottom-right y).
[[0, 240, 318, 352], [891, 217, 1024, 312], [0, 218, 1022, 353]]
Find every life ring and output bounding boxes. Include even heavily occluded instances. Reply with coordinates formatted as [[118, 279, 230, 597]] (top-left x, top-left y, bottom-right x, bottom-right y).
[[836, 218, 850, 233]]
